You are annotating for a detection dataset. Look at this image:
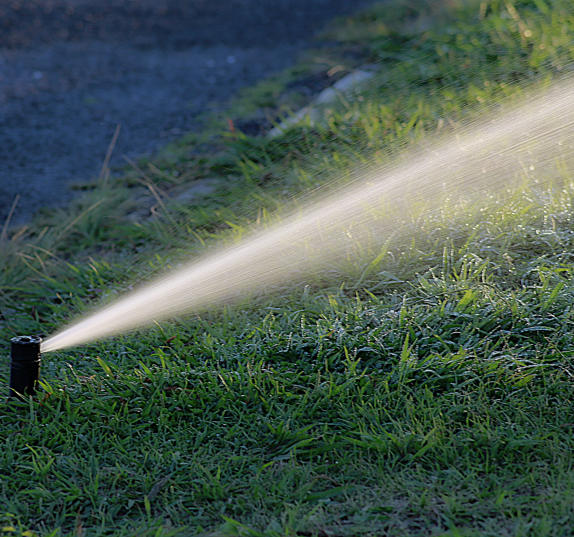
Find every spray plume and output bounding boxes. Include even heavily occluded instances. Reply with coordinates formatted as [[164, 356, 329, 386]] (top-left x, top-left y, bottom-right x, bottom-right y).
[[42, 79, 574, 352]]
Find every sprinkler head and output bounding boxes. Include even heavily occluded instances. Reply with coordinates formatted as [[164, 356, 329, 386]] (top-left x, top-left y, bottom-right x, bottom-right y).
[[9, 335, 42, 400]]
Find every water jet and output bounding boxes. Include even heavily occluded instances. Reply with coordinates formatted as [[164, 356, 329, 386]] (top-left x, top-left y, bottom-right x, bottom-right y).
[[9, 335, 42, 400], [40, 78, 574, 354]]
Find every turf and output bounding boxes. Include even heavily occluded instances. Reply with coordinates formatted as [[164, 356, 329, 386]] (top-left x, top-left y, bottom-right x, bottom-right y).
[[1, 1, 573, 535]]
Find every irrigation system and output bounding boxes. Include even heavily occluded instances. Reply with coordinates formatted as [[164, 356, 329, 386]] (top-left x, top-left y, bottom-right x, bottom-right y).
[[6, 76, 574, 400]]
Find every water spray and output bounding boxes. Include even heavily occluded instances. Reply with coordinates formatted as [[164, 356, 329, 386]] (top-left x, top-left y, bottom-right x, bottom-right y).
[[30, 77, 574, 357], [8, 335, 42, 400]]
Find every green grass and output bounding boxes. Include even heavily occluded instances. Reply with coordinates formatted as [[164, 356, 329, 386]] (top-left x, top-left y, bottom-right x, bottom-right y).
[[1, 0, 574, 535]]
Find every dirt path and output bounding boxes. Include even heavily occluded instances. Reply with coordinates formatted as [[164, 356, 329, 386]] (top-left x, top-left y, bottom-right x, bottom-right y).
[[0, 0, 373, 224]]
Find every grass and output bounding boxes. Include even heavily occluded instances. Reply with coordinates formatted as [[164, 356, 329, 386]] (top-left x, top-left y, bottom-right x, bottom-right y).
[[1, 0, 574, 535]]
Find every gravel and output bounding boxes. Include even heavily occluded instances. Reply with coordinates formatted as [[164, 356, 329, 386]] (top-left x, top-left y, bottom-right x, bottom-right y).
[[0, 0, 374, 224]]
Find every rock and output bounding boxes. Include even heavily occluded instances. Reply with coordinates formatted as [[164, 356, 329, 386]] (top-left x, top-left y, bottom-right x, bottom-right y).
[[268, 66, 377, 138], [171, 179, 221, 204]]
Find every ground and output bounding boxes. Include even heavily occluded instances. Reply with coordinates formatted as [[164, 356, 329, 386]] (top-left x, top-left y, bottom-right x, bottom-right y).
[[0, 0, 373, 224]]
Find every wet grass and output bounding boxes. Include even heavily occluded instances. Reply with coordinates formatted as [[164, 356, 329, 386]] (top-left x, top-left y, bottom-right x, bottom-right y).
[[1, 0, 574, 535]]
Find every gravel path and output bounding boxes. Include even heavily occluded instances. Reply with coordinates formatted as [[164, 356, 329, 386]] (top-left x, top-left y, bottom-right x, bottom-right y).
[[0, 0, 373, 224]]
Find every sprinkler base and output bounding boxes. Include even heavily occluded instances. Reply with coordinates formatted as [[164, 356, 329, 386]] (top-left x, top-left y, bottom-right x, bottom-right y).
[[9, 335, 42, 399]]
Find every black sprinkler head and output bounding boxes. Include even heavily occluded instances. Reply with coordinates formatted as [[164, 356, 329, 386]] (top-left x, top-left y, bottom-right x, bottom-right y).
[[9, 335, 42, 399]]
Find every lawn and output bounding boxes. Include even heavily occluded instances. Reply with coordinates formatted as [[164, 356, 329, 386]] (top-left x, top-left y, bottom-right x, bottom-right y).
[[1, 1, 573, 536]]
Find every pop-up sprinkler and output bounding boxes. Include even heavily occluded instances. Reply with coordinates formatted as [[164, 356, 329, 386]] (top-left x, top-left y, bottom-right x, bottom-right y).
[[9, 335, 42, 399]]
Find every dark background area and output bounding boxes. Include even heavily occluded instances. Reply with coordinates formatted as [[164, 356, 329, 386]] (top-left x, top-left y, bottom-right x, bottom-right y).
[[0, 0, 374, 224]]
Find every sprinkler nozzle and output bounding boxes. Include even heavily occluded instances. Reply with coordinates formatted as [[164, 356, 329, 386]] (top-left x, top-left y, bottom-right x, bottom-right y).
[[9, 335, 42, 399]]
